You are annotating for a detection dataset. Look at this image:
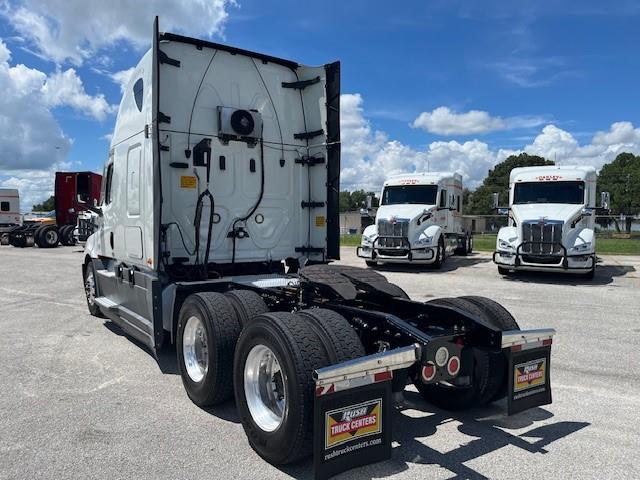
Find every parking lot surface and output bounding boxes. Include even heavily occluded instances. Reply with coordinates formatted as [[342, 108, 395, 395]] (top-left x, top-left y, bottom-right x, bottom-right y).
[[1, 246, 639, 480]]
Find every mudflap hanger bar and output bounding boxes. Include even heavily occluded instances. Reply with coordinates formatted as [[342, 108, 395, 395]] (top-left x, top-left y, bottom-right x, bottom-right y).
[[314, 344, 420, 387], [501, 328, 556, 349]]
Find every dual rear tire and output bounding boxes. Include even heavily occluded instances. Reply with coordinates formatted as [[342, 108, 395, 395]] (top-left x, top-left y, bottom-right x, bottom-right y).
[[416, 296, 519, 410], [176, 291, 365, 465], [35, 225, 59, 248]]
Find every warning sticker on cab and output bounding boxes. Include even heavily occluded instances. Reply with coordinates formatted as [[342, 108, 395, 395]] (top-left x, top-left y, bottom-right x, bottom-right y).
[[315, 215, 326, 227], [325, 399, 382, 449], [514, 358, 546, 393], [180, 176, 197, 189]]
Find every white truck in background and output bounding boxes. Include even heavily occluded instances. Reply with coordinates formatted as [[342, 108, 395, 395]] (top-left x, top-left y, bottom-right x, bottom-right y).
[[493, 165, 608, 279], [0, 189, 21, 245], [357, 172, 473, 268]]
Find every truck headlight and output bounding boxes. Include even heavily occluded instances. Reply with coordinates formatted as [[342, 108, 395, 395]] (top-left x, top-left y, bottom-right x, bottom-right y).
[[498, 239, 514, 251], [416, 235, 433, 245], [361, 235, 373, 246], [571, 242, 592, 252]]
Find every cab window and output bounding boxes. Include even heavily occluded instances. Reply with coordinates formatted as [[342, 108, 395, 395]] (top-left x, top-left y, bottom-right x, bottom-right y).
[[439, 189, 447, 208], [104, 163, 114, 205]]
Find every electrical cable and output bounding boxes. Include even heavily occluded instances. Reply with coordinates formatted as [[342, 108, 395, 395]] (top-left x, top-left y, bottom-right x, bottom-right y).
[[164, 222, 195, 256], [193, 145, 215, 279], [229, 59, 278, 265], [231, 137, 265, 264], [185, 50, 218, 158], [251, 58, 285, 162]]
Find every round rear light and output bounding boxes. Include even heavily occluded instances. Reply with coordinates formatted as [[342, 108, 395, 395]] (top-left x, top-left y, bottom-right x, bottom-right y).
[[435, 346, 449, 367], [421, 362, 436, 382], [447, 356, 460, 376]]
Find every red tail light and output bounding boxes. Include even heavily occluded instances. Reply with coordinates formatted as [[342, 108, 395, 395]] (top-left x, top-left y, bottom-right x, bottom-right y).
[[421, 362, 436, 382], [447, 356, 460, 376]]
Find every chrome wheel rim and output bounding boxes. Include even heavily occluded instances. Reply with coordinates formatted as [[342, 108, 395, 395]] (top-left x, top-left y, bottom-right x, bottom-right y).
[[46, 230, 58, 244], [244, 344, 287, 432], [84, 269, 96, 306], [183, 316, 209, 383]]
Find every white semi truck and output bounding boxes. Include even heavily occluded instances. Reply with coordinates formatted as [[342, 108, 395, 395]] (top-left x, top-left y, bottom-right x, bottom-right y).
[[493, 165, 608, 279], [357, 172, 472, 268], [80, 19, 556, 474]]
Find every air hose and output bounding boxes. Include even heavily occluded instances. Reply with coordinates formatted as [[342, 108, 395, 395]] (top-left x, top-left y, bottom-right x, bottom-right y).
[[193, 139, 214, 279]]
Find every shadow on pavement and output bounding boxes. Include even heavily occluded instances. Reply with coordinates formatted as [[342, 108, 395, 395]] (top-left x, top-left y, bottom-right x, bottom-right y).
[[103, 321, 179, 375], [373, 253, 491, 274], [280, 390, 589, 480], [498, 263, 636, 286]]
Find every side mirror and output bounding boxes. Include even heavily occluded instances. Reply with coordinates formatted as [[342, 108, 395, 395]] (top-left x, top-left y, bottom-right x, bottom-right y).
[[497, 208, 509, 216], [491, 193, 499, 210], [77, 194, 102, 216], [600, 191, 610, 210], [365, 195, 372, 210], [581, 208, 593, 217], [77, 194, 86, 204]]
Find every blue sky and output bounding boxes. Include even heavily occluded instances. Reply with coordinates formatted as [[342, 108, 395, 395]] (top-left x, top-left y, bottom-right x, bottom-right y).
[[1, 0, 640, 207]]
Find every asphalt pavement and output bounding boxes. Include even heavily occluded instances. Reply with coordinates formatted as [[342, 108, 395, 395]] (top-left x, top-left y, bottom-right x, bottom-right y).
[[1, 245, 638, 479]]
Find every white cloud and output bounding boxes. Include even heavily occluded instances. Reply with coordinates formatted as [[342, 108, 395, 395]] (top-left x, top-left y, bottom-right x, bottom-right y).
[[2, 0, 235, 65], [42, 69, 115, 120], [0, 38, 10, 63], [0, 39, 71, 172], [524, 123, 640, 170], [341, 94, 508, 190], [342, 93, 640, 192], [0, 38, 113, 206], [411, 106, 546, 135], [493, 57, 573, 88], [0, 163, 72, 211], [591, 121, 640, 146], [110, 67, 136, 92]]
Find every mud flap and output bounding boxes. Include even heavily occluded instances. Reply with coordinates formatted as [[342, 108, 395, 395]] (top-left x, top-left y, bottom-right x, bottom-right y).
[[314, 372, 392, 479], [507, 344, 552, 415]]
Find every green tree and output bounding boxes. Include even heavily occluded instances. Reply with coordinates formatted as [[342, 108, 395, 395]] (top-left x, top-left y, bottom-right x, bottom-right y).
[[598, 152, 640, 233], [339, 191, 351, 213], [338, 190, 379, 212], [466, 153, 554, 214], [32, 195, 55, 212]]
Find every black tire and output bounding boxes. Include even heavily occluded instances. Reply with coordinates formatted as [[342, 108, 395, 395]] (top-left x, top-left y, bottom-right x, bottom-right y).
[[458, 296, 519, 331], [416, 297, 505, 410], [34, 225, 47, 246], [467, 235, 473, 254], [498, 266, 510, 275], [60, 225, 76, 246], [177, 292, 241, 407], [432, 237, 446, 269], [37, 225, 59, 248], [365, 260, 377, 268], [295, 309, 365, 363], [234, 312, 331, 465], [459, 296, 520, 401], [59, 226, 70, 246], [224, 289, 268, 327], [84, 262, 105, 318]]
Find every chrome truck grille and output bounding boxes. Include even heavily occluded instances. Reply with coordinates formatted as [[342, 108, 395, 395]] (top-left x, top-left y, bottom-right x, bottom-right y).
[[77, 217, 98, 242], [377, 218, 409, 248], [521, 220, 563, 255]]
